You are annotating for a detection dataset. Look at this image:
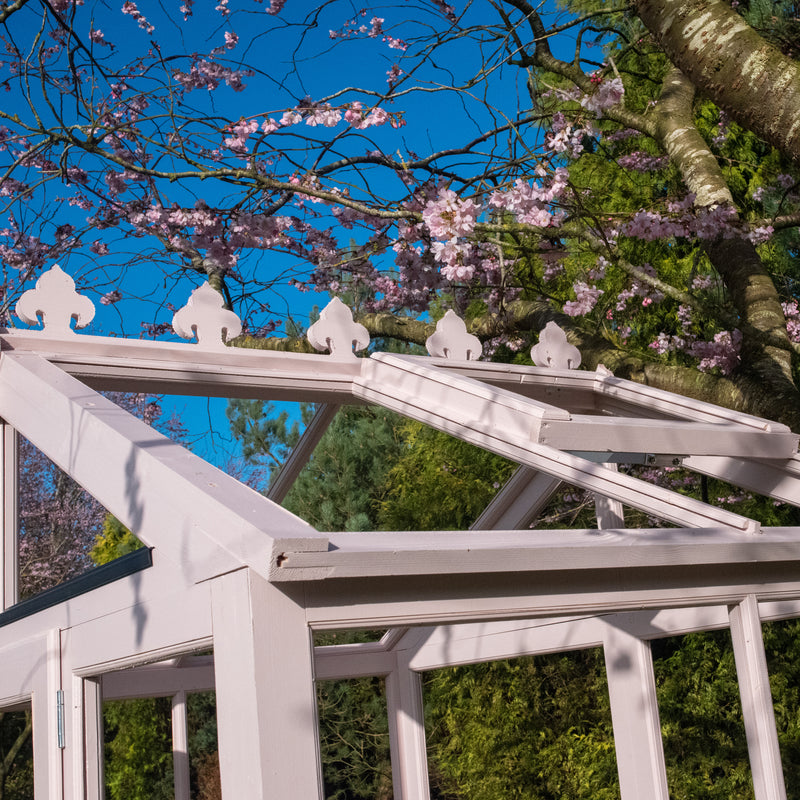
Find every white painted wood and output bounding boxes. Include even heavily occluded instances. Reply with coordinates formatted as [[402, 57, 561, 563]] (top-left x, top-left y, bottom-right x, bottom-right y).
[[729, 595, 787, 800], [425, 310, 481, 360], [530, 321, 581, 369], [470, 467, 561, 530], [0, 330, 363, 402], [685, 454, 800, 508], [537, 415, 796, 459], [211, 569, 323, 800], [274, 526, 795, 581], [172, 690, 191, 800], [386, 655, 431, 800], [596, 463, 625, 529], [314, 642, 397, 680], [267, 403, 340, 503], [354, 355, 759, 532], [79, 677, 104, 800], [0, 354, 328, 585], [408, 616, 604, 670], [307, 297, 370, 358], [301, 559, 800, 630], [45, 628, 63, 800], [1, 424, 18, 609], [15, 264, 95, 335], [102, 657, 215, 700], [0, 555, 205, 673], [172, 283, 242, 348], [601, 618, 669, 800], [392, 354, 789, 432]]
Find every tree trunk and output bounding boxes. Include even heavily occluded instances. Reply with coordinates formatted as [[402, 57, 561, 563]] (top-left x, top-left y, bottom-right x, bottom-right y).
[[634, 0, 800, 164]]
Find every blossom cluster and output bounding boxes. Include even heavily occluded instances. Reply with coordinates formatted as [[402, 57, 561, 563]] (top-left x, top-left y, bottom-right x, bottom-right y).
[[329, 12, 408, 51], [616, 151, 670, 172], [618, 197, 773, 245], [580, 77, 624, 117]]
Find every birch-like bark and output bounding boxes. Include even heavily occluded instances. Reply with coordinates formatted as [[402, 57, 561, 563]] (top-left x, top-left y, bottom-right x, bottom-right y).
[[634, 0, 800, 164], [653, 68, 797, 392]]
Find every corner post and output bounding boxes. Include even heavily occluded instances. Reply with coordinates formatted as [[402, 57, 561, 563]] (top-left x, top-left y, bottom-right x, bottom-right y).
[[386, 654, 431, 800], [211, 568, 323, 799], [729, 595, 787, 800], [602, 618, 669, 800]]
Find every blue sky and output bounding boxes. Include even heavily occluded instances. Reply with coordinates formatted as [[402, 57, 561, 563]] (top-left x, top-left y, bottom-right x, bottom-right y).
[[6, 0, 578, 470]]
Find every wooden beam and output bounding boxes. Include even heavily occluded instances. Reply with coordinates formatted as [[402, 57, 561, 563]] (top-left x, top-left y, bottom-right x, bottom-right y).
[[267, 404, 340, 503], [386, 654, 430, 800], [172, 691, 190, 800], [471, 467, 561, 530], [685, 454, 800, 507], [729, 595, 787, 800], [273, 527, 797, 581], [602, 618, 669, 800], [0, 331, 361, 402], [301, 557, 800, 630], [354, 355, 759, 532], [0, 548, 152, 628], [212, 570, 323, 800], [0, 353, 328, 585], [596, 463, 625, 529]]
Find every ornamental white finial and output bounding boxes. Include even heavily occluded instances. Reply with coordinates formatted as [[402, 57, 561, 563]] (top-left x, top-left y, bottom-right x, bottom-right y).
[[307, 297, 370, 359], [530, 322, 581, 369], [15, 264, 95, 335], [172, 283, 242, 349], [426, 310, 482, 360]]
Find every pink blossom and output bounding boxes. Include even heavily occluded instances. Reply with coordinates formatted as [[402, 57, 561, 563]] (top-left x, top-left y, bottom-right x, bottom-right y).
[[746, 225, 774, 244], [617, 151, 670, 172], [104, 171, 127, 196], [422, 188, 480, 239], [386, 64, 403, 84], [580, 77, 624, 117], [689, 330, 742, 374], [280, 110, 302, 126], [692, 274, 717, 290], [563, 281, 603, 316], [782, 301, 800, 343], [120, 1, 154, 33], [305, 105, 342, 127], [173, 59, 249, 92], [267, 0, 286, 14], [224, 31, 239, 49], [224, 118, 259, 152]]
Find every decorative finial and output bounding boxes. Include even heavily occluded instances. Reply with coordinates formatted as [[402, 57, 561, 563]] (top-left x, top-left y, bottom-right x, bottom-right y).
[[172, 283, 242, 349], [307, 297, 370, 359], [15, 264, 95, 335], [530, 322, 581, 369], [426, 310, 482, 360]]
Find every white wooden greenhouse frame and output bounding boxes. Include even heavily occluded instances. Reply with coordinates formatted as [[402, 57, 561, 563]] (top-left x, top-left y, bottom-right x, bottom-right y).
[[2, 265, 800, 798]]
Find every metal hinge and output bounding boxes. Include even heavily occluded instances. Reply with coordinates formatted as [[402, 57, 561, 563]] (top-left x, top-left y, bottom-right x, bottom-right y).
[[56, 690, 65, 749]]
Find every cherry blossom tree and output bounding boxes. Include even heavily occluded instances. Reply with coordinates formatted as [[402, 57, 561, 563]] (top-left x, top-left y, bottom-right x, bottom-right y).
[[0, 0, 799, 426]]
